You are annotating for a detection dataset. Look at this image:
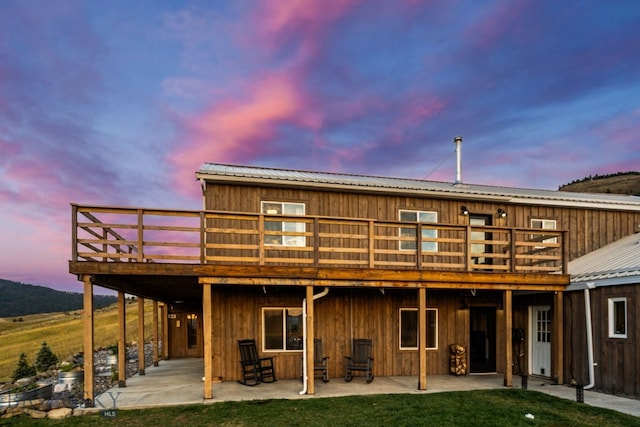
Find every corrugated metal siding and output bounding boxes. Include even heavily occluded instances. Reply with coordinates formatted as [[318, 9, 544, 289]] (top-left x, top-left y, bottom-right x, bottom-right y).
[[196, 163, 640, 211]]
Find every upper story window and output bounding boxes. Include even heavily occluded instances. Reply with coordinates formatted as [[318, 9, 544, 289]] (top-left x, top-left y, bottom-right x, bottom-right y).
[[531, 218, 557, 246], [261, 201, 306, 247], [399, 210, 438, 252], [262, 307, 303, 352], [608, 297, 627, 338], [399, 308, 438, 350]]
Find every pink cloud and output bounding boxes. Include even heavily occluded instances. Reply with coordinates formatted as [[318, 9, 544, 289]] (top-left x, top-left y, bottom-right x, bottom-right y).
[[170, 72, 313, 193]]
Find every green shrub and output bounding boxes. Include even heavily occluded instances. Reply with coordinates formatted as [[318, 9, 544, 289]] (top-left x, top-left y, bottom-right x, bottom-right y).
[[12, 353, 36, 381], [35, 341, 59, 372]]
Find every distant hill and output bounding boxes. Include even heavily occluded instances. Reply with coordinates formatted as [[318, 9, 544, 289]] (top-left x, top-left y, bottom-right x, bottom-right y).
[[559, 171, 640, 196], [0, 279, 117, 317]]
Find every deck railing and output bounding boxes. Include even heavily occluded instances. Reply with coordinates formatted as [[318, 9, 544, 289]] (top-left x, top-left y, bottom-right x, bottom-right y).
[[72, 204, 568, 274]]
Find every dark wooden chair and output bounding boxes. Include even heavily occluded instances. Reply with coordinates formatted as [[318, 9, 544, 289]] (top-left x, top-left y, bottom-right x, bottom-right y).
[[238, 339, 276, 386], [344, 338, 374, 383], [313, 338, 330, 382]]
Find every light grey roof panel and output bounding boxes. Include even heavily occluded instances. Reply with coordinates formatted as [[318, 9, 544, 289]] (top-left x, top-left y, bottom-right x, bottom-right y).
[[569, 233, 640, 284], [196, 163, 640, 211]]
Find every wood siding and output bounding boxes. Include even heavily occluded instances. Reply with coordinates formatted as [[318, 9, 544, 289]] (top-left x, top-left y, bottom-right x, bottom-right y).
[[207, 286, 507, 381], [564, 285, 639, 397], [204, 183, 640, 262]]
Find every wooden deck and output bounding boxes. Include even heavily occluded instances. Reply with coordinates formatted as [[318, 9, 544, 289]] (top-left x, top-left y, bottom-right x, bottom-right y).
[[69, 203, 570, 303], [71, 204, 568, 274]]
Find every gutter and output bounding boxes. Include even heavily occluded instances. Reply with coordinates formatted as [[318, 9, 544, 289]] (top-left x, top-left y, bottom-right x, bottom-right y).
[[299, 288, 329, 395]]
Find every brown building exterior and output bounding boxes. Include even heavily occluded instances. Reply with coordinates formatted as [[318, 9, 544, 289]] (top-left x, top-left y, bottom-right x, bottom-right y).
[[69, 163, 640, 403], [565, 233, 640, 398]]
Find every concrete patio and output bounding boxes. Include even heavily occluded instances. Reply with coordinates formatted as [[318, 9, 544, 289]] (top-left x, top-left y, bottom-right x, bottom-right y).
[[86, 358, 639, 418]]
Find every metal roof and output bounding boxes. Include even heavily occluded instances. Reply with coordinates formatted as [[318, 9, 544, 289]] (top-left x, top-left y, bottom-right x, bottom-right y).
[[567, 232, 640, 290], [196, 163, 640, 211]]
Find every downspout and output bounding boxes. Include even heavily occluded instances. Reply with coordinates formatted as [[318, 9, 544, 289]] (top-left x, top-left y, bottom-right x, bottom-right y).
[[299, 287, 330, 395], [584, 282, 596, 389]]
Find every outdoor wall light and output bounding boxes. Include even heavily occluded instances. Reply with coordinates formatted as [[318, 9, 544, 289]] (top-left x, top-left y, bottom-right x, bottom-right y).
[[461, 206, 469, 216], [497, 208, 507, 218]]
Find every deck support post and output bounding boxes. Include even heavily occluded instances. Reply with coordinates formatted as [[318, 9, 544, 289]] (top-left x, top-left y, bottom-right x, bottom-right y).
[[153, 300, 159, 366], [418, 287, 427, 390], [203, 282, 213, 399], [554, 291, 564, 384], [138, 297, 145, 375], [117, 291, 127, 387], [160, 303, 169, 359], [306, 285, 315, 395], [82, 275, 95, 406], [503, 290, 513, 387]]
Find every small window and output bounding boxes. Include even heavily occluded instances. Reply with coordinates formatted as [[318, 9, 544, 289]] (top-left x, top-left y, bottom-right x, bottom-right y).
[[187, 313, 198, 349], [399, 210, 438, 252], [531, 219, 557, 246], [399, 308, 438, 350], [261, 201, 306, 247], [608, 297, 627, 338], [262, 308, 303, 351]]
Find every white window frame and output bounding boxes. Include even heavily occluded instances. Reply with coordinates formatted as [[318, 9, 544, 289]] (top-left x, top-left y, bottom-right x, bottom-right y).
[[261, 201, 306, 247], [608, 297, 627, 338], [399, 308, 438, 350], [530, 218, 557, 246], [262, 307, 304, 352], [399, 210, 438, 252]]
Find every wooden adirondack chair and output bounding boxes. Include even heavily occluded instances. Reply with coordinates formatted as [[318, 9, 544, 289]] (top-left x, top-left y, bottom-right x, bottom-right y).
[[344, 338, 374, 383], [313, 338, 330, 382], [238, 339, 276, 386]]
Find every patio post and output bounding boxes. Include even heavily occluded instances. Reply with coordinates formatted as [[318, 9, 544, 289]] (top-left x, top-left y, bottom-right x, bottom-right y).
[[554, 291, 564, 384], [418, 287, 427, 390], [138, 297, 145, 375], [153, 300, 159, 366], [82, 275, 95, 406], [118, 291, 127, 387], [503, 290, 513, 387], [306, 285, 315, 394], [203, 282, 213, 399]]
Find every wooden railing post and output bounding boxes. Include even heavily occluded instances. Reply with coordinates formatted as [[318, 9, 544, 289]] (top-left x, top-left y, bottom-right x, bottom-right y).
[[137, 209, 144, 262], [562, 231, 569, 274], [200, 212, 206, 264], [258, 214, 265, 266], [71, 204, 78, 262], [510, 229, 516, 273], [416, 224, 423, 269], [368, 220, 375, 268], [465, 226, 472, 271], [313, 218, 320, 267]]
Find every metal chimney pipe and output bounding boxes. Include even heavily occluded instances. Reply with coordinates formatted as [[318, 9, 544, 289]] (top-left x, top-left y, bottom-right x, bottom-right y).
[[453, 136, 463, 185]]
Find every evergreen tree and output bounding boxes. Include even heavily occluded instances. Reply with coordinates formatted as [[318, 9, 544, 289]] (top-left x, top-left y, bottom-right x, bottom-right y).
[[12, 353, 36, 381], [35, 341, 59, 372]]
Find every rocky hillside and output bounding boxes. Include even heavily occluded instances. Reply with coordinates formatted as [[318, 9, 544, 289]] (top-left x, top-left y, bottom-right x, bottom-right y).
[[559, 172, 640, 196]]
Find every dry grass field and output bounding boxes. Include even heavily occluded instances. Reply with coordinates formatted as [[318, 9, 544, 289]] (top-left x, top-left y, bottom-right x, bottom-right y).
[[0, 299, 156, 382]]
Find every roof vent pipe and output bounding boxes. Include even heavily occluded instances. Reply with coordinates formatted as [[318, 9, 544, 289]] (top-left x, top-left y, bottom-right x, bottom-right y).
[[453, 136, 463, 185]]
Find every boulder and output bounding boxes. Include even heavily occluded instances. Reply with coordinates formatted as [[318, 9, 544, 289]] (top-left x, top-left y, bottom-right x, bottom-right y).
[[47, 407, 73, 419], [24, 408, 47, 419]]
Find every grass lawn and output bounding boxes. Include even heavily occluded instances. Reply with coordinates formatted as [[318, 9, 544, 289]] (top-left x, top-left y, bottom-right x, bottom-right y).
[[3, 389, 639, 426]]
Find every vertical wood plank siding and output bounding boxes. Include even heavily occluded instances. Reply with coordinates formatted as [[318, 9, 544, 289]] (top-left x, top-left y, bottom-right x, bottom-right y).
[[563, 285, 639, 396], [208, 287, 507, 381], [204, 184, 640, 262]]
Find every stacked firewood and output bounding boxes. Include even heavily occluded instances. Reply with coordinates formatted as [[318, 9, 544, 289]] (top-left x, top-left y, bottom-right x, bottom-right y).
[[449, 344, 467, 376]]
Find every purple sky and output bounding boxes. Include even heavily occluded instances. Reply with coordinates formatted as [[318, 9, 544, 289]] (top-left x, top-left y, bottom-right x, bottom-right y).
[[1, 0, 639, 293]]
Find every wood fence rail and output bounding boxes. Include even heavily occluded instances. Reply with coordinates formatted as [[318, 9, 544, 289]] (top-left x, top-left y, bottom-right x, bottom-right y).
[[71, 204, 568, 274]]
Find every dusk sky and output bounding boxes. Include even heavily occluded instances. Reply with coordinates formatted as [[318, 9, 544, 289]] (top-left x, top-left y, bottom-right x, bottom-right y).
[[1, 0, 639, 294]]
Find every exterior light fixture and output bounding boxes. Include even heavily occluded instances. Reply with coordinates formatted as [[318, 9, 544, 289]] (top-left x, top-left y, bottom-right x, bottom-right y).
[[461, 206, 469, 216], [497, 208, 507, 218]]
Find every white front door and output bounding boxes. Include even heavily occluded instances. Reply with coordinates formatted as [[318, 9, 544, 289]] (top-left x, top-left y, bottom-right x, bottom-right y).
[[530, 305, 551, 377]]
